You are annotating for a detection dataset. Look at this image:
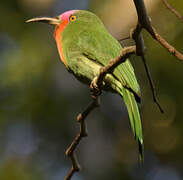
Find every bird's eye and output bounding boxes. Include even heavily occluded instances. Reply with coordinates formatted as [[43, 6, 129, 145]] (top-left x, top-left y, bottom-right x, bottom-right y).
[[69, 15, 77, 22]]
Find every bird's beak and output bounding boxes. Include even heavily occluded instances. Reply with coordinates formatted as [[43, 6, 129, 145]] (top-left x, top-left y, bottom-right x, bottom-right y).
[[26, 17, 61, 26]]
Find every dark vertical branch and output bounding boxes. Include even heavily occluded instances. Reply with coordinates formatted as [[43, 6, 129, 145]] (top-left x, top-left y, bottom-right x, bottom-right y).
[[133, 0, 154, 36], [130, 18, 163, 113], [141, 55, 164, 113], [131, 24, 145, 56]]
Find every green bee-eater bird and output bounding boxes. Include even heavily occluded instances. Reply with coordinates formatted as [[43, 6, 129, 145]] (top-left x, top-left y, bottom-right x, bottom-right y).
[[27, 10, 143, 159]]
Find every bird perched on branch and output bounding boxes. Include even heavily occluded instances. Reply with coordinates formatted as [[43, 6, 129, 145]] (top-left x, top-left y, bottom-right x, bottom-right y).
[[26, 10, 144, 160]]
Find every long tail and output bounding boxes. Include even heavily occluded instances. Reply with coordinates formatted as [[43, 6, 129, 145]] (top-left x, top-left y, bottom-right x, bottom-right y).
[[120, 87, 144, 161]]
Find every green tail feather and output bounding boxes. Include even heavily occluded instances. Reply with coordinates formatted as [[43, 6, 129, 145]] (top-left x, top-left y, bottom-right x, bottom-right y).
[[121, 87, 144, 160]]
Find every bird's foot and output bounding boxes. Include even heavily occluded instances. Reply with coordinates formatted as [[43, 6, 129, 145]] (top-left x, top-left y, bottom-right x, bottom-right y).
[[90, 77, 102, 98]]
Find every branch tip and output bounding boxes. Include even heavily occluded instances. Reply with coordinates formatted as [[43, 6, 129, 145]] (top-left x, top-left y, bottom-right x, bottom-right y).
[[162, 0, 183, 22]]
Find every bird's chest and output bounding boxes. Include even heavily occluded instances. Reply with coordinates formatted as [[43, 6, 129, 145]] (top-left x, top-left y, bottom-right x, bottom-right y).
[[66, 53, 101, 85]]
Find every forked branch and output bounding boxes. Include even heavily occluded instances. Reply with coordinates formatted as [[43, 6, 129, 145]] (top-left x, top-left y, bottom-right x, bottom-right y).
[[131, 0, 183, 113], [133, 0, 183, 61]]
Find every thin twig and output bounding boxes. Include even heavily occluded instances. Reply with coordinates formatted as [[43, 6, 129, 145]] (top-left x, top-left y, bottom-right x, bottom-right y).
[[118, 36, 130, 42], [141, 55, 164, 113], [65, 153, 80, 180], [148, 27, 183, 61], [161, 0, 183, 22], [130, 22, 163, 112], [64, 98, 99, 180]]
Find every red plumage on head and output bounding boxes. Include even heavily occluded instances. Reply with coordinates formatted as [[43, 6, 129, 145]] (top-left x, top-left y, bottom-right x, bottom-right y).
[[54, 10, 78, 66], [59, 10, 78, 21]]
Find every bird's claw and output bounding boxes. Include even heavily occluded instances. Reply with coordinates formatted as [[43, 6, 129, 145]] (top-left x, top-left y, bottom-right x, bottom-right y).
[[90, 77, 102, 97]]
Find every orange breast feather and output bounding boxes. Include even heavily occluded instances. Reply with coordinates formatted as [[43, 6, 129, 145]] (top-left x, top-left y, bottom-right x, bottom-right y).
[[54, 19, 69, 66]]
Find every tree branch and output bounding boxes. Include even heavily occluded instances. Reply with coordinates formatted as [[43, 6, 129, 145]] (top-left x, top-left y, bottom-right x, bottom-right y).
[[141, 55, 164, 113], [130, 0, 183, 113], [64, 97, 99, 180], [161, 0, 183, 22], [149, 27, 183, 61], [133, 0, 183, 61], [130, 16, 163, 112], [133, 0, 154, 35]]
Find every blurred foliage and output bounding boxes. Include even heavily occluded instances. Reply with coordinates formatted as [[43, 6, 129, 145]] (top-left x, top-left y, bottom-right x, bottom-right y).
[[0, 158, 44, 180], [0, 0, 183, 180]]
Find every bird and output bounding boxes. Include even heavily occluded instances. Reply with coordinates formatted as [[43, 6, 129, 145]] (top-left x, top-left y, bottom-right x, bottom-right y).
[[26, 10, 144, 160]]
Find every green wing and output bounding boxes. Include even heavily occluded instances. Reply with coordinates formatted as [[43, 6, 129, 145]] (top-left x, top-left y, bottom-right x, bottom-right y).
[[77, 27, 141, 99]]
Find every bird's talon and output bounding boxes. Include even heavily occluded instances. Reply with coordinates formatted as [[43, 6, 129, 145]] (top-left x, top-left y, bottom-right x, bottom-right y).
[[90, 77, 101, 96]]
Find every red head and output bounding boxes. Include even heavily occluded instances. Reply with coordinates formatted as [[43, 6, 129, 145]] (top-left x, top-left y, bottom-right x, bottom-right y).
[[26, 10, 79, 66], [53, 10, 78, 66], [58, 10, 78, 22], [54, 10, 78, 39]]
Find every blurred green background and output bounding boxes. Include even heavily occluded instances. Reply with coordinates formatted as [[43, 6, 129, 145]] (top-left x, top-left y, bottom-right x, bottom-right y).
[[0, 0, 183, 179]]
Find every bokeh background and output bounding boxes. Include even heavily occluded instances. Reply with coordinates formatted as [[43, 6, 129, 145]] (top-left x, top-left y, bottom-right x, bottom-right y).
[[0, 0, 183, 179]]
